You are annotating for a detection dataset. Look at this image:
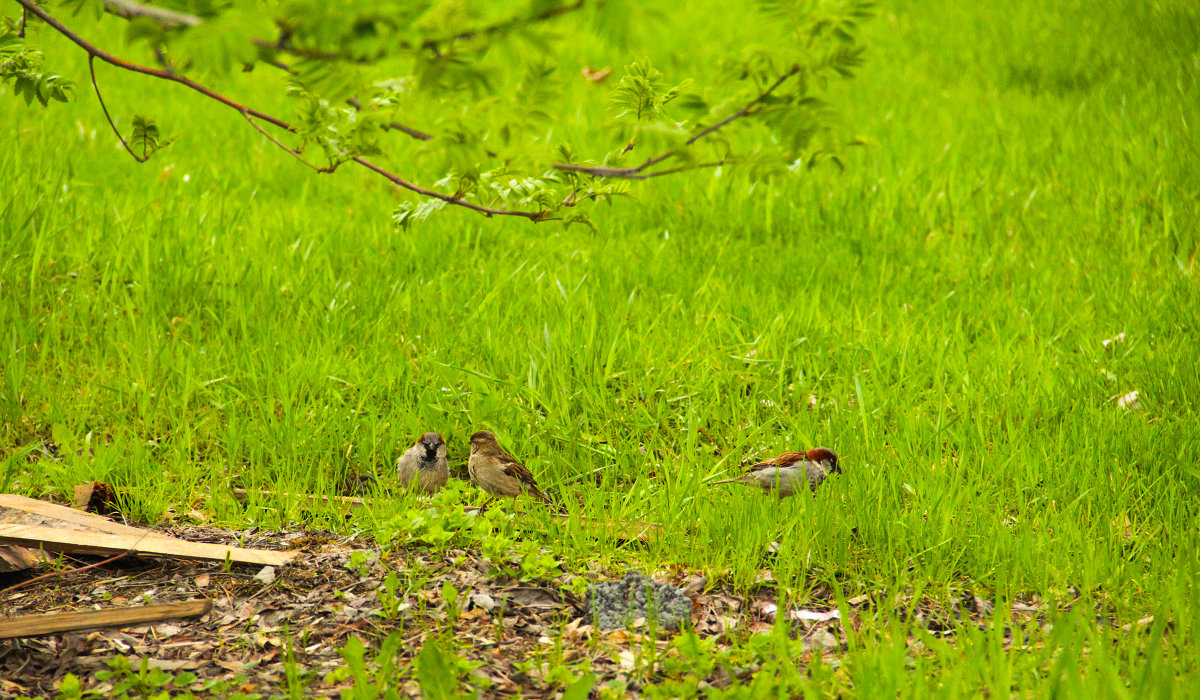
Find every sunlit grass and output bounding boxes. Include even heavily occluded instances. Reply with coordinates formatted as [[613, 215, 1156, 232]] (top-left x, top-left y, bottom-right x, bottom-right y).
[[3, 0, 1199, 694]]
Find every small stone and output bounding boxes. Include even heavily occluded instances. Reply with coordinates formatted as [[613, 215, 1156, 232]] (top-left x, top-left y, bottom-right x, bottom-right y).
[[585, 571, 693, 632]]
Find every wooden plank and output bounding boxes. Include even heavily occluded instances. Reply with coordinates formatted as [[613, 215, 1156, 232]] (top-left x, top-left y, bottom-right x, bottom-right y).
[[0, 525, 296, 567], [0, 494, 148, 536], [0, 599, 212, 639]]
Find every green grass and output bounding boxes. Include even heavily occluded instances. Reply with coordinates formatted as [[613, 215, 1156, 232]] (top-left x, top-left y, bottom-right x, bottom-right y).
[[4, 0, 1200, 695]]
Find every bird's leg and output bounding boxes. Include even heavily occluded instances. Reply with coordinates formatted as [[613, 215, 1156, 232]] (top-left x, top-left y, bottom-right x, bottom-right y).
[[477, 495, 496, 515]]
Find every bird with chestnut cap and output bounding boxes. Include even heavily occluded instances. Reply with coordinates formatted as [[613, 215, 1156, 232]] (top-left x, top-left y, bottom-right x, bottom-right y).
[[714, 447, 840, 497], [396, 432, 449, 495]]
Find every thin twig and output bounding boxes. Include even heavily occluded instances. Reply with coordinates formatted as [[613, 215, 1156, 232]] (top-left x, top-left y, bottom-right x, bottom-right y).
[[552, 67, 801, 180], [554, 163, 644, 178], [252, 37, 344, 62], [89, 55, 149, 162], [637, 159, 727, 179], [352, 157, 550, 220], [379, 117, 435, 142], [0, 546, 134, 596], [552, 157, 727, 180], [240, 109, 337, 173], [346, 97, 433, 141], [263, 1, 588, 59], [19, 0, 289, 129], [685, 67, 800, 146], [420, 0, 586, 52], [243, 1, 586, 62]]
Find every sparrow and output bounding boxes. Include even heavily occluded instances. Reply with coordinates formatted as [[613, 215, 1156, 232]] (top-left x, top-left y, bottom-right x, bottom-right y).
[[396, 432, 449, 495], [714, 447, 840, 497], [467, 430, 551, 506]]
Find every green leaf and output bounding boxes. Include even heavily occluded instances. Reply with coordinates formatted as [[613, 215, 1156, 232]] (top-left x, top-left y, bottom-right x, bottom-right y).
[[562, 672, 597, 700], [338, 636, 375, 697], [290, 58, 362, 106], [416, 637, 456, 700], [15, 75, 36, 105], [394, 199, 450, 231], [37, 74, 75, 104], [129, 115, 177, 159], [57, 673, 83, 699], [441, 580, 458, 609], [372, 631, 405, 687], [826, 44, 865, 77], [51, 423, 73, 454]]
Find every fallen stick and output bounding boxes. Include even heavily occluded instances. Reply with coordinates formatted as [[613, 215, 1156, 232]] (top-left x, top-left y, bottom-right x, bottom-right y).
[[0, 599, 212, 639], [0, 525, 296, 567]]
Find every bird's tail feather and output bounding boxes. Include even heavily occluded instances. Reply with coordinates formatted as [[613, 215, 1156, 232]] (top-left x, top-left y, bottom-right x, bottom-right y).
[[527, 484, 553, 506]]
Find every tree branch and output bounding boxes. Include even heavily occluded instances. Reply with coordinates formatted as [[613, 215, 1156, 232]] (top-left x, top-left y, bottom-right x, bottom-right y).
[[352, 157, 550, 220], [552, 66, 801, 180], [12, 0, 800, 222], [346, 97, 433, 142], [247, 2, 588, 62], [239, 109, 337, 173], [91, 0, 754, 178], [14, 0, 548, 221], [685, 67, 800, 146], [554, 159, 728, 180], [259, 1, 590, 59], [96, 1, 439, 143], [18, 0, 289, 129], [420, 0, 586, 53]]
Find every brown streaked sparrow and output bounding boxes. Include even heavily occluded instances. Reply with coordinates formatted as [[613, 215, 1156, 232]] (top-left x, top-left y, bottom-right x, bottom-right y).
[[467, 430, 551, 506], [714, 447, 840, 497], [396, 432, 449, 495]]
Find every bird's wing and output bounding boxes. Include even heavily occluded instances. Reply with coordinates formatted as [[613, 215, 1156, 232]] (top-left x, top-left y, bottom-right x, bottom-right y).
[[497, 451, 539, 485], [396, 445, 419, 469], [749, 451, 807, 472], [496, 451, 552, 503]]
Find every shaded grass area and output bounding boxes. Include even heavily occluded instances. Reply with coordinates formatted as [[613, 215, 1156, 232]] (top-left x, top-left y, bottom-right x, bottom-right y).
[[2, 0, 1199, 695]]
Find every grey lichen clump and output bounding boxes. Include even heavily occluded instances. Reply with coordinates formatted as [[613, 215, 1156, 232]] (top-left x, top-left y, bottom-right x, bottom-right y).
[[586, 571, 694, 631]]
